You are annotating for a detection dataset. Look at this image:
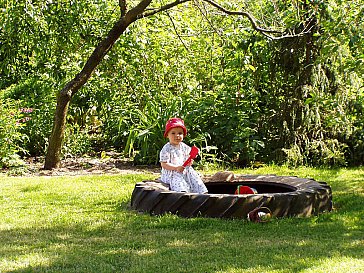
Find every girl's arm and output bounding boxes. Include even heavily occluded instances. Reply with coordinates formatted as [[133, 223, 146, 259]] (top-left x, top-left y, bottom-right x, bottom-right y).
[[161, 162, 185, 173]]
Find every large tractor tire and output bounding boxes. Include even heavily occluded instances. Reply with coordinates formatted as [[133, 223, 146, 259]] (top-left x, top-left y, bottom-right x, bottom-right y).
[[130, 174, 332, 219]]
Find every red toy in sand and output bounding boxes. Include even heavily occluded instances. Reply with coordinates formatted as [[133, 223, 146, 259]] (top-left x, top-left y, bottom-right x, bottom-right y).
[[183, 146, 199, 167], [235, 185, 257, 194]]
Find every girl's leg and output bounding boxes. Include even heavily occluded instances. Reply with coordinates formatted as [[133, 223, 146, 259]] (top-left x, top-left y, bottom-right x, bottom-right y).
[[170, 171, 191, 192], [185, 168, 208, 194]]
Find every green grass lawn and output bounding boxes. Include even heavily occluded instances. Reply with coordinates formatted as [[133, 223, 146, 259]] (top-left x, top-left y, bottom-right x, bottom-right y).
[[0, 166, 363, 273]]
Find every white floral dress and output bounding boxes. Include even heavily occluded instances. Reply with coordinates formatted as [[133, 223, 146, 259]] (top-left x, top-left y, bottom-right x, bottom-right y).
[[159, 142, 208, 194]]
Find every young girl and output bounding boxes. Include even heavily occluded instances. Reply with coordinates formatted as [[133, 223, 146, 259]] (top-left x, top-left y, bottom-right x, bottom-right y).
[[160, 118, 208, 194]]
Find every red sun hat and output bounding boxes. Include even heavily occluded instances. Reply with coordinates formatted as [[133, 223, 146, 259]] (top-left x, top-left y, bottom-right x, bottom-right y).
[[164, 118, 187, 137]]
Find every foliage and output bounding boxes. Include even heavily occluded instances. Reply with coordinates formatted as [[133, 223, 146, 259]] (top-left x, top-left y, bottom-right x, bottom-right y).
[[0, 167, 363, 272], [0, 97, 28, 167], [1, 0, 363, 167], [0, 0, 117, 158], [2, 78, 56, 156], [250, 0, 363, 166]]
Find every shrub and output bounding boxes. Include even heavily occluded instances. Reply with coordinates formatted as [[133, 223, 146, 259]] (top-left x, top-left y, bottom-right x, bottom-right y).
[[0, 98, 29, 168]]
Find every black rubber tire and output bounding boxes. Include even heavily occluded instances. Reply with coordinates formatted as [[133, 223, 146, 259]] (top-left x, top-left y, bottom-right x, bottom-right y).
[[130, 174, 332, 219]]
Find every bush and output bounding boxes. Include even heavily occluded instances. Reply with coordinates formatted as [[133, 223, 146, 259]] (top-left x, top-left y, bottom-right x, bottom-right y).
[[2, 78, 56, 157], [0, 98, 29, 168]]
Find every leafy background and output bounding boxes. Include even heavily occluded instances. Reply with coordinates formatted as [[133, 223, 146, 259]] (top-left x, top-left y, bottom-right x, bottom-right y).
[[0, 0, 363, 168]]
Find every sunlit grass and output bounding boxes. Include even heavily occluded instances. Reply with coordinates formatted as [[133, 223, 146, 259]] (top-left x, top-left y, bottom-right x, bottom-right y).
[[0, 167, 363, 272]]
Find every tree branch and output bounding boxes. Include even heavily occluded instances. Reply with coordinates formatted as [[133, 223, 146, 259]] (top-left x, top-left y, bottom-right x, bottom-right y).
[[165, 11, 190, 51], [193, 0, 223, 37], [203, 0, 281, 34], [137, 0, 312, 40], [137, 0, 191, 19], [124, 0, 153, 24], [119, 0, 127, 17], [201, 0, 313, 40]]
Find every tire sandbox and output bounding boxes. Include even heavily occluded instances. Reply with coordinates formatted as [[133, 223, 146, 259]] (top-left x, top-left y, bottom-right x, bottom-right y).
[[130, 174, 332, 219]]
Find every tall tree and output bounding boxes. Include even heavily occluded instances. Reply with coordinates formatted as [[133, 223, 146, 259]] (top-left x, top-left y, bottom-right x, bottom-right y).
[[44, 0, 312, 169]]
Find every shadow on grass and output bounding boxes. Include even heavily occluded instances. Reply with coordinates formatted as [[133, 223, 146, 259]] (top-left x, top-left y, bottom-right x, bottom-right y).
[[1, 195, 363, 273]]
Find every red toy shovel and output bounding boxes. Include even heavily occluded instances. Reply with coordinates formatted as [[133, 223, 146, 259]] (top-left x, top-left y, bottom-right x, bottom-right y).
[[183, 146, 199, 167]]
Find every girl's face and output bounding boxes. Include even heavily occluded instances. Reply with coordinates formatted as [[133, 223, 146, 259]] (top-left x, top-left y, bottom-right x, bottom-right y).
[[167, 127, 184, 146]]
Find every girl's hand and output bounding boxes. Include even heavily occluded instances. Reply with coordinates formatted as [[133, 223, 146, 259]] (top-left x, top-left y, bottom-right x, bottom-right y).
[[176, 166, 185, 173]]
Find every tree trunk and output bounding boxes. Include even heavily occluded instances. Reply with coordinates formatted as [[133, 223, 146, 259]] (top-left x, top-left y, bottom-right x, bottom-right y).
[[44, 89, 71, 169]]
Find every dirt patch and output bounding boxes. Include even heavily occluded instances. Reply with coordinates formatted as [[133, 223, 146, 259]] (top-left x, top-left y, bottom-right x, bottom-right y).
[[1, 154, 160, 177]]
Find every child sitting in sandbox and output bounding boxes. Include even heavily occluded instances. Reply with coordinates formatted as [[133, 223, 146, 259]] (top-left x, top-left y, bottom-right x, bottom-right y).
[[159, 117, 208, 194]]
